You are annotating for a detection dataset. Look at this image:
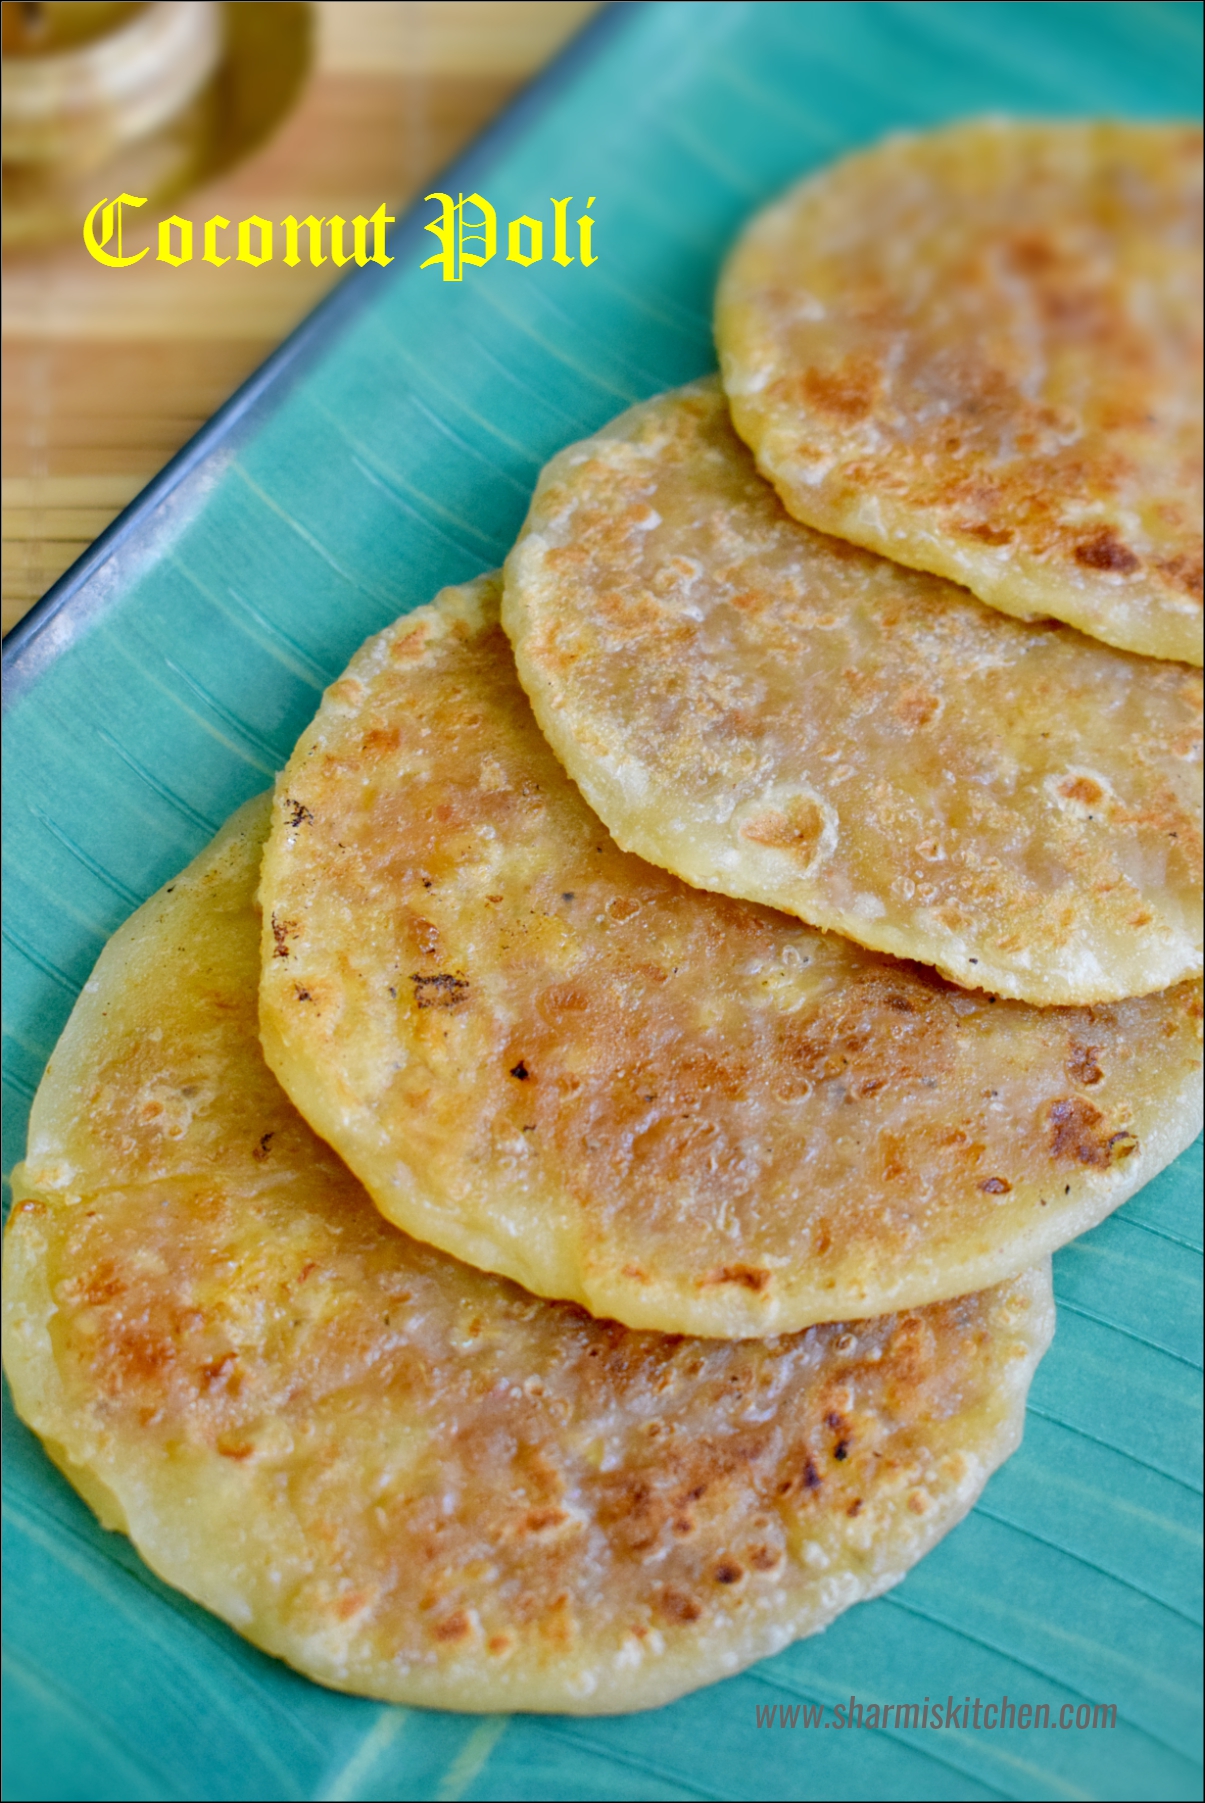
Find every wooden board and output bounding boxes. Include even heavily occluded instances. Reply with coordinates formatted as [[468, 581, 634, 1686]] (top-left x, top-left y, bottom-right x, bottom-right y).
[[1, 1, 598, 632]]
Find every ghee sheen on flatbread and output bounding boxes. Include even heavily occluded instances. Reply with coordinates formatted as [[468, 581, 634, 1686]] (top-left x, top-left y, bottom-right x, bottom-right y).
[[504, 382, 1202, 1009], [2, 797, 1055, 1715], [716, 119, 1203, 665], [258, 577, 1200, 1339]]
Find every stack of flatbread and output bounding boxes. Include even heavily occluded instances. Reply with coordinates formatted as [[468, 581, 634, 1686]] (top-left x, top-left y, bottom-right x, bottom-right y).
[[5, 119, 1201, 1716]]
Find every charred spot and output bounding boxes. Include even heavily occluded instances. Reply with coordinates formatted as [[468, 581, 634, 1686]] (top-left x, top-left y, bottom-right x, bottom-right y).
[[833, 1441, 850, 1462], [411, 972, 469, 1011], [1047, 1097, 1136, 1167], [658, 1587, 703, 1625], [979, 1176, 1011, 1195], [747, 1544, 781, 1571], [510, 1061, 530, 1081], [562, 891, 576, 901], [294, 987, 312, 1002], [700, 1263, 770, 1293], [270, 913, 296, 959], [252, 1131, 275, 1162], [884, 993, 916, 1014], [284, 798, 313, 828], [803, 1457, 822, 1491], [713, 1561, 743, 1585], [1067, 1042, 1104, 1086], [1074, 530, 1140, 576]]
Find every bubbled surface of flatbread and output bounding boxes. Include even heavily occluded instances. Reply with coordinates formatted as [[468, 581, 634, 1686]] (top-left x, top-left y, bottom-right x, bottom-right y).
[[504, 382, 1202, 1007], [259, 576, 1200, 1338], [716, 119, 1203, 665], [3, 798, 1055, 1715]]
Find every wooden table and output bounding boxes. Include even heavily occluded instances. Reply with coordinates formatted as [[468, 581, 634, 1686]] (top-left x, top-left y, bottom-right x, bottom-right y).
[[1, 1, 599, 634]]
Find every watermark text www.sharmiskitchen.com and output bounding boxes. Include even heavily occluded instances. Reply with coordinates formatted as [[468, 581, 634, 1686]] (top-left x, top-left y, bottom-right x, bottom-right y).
[[755, 1696, 1118, 1731]]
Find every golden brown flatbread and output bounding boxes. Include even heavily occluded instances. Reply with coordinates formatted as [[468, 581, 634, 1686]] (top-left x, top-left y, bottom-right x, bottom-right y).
[[2, 797, 1055, 1714], [717, 119, 1203, 664], [259, 575, 1200, 1338], [504, 381, 1202, 1008]]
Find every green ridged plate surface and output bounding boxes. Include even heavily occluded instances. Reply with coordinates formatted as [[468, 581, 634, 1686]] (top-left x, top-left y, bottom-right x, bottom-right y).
[[3, 4, 1201, 1797]]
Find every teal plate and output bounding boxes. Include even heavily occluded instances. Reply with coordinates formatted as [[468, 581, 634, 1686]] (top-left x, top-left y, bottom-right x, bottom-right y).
[[3, 4, 1202, 1798]]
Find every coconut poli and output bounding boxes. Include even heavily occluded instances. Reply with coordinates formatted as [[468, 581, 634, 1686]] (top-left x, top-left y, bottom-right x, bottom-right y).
[[259, 577, 1201, 1339], [717, 119, 1203, 664], [3, 797, 1055, 1715], [504, 382, 1202, 1007]]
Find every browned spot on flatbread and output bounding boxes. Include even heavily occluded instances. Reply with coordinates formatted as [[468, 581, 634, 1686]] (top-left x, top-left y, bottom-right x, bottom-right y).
[[1046, 1097, 1137, 1167], [270, 913, 296, 958], [1059, 775, 1105, 807], [411, 972, 469, 1011], [799, 362, 877, 421], [1067, 1043, 1104, 1086], [659, 1586, 704, 1625], [700, 1265, 771, 1293], [896, 688, 940, 729], [739, 797, 827, 864], [362, 727, 402, 756], [1074, 530, 1140, 576]]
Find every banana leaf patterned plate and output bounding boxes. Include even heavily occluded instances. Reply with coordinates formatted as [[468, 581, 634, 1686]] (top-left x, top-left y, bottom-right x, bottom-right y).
[[3, 4, 1201, 1797]]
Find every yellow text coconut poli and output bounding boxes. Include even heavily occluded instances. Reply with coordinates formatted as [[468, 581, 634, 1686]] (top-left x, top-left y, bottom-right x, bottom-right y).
[[504, 382, 1203, 1007], [259, 576, 1200, 1339], [716, 119, 1203, 665], [3, 798, 1055, 1715]]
